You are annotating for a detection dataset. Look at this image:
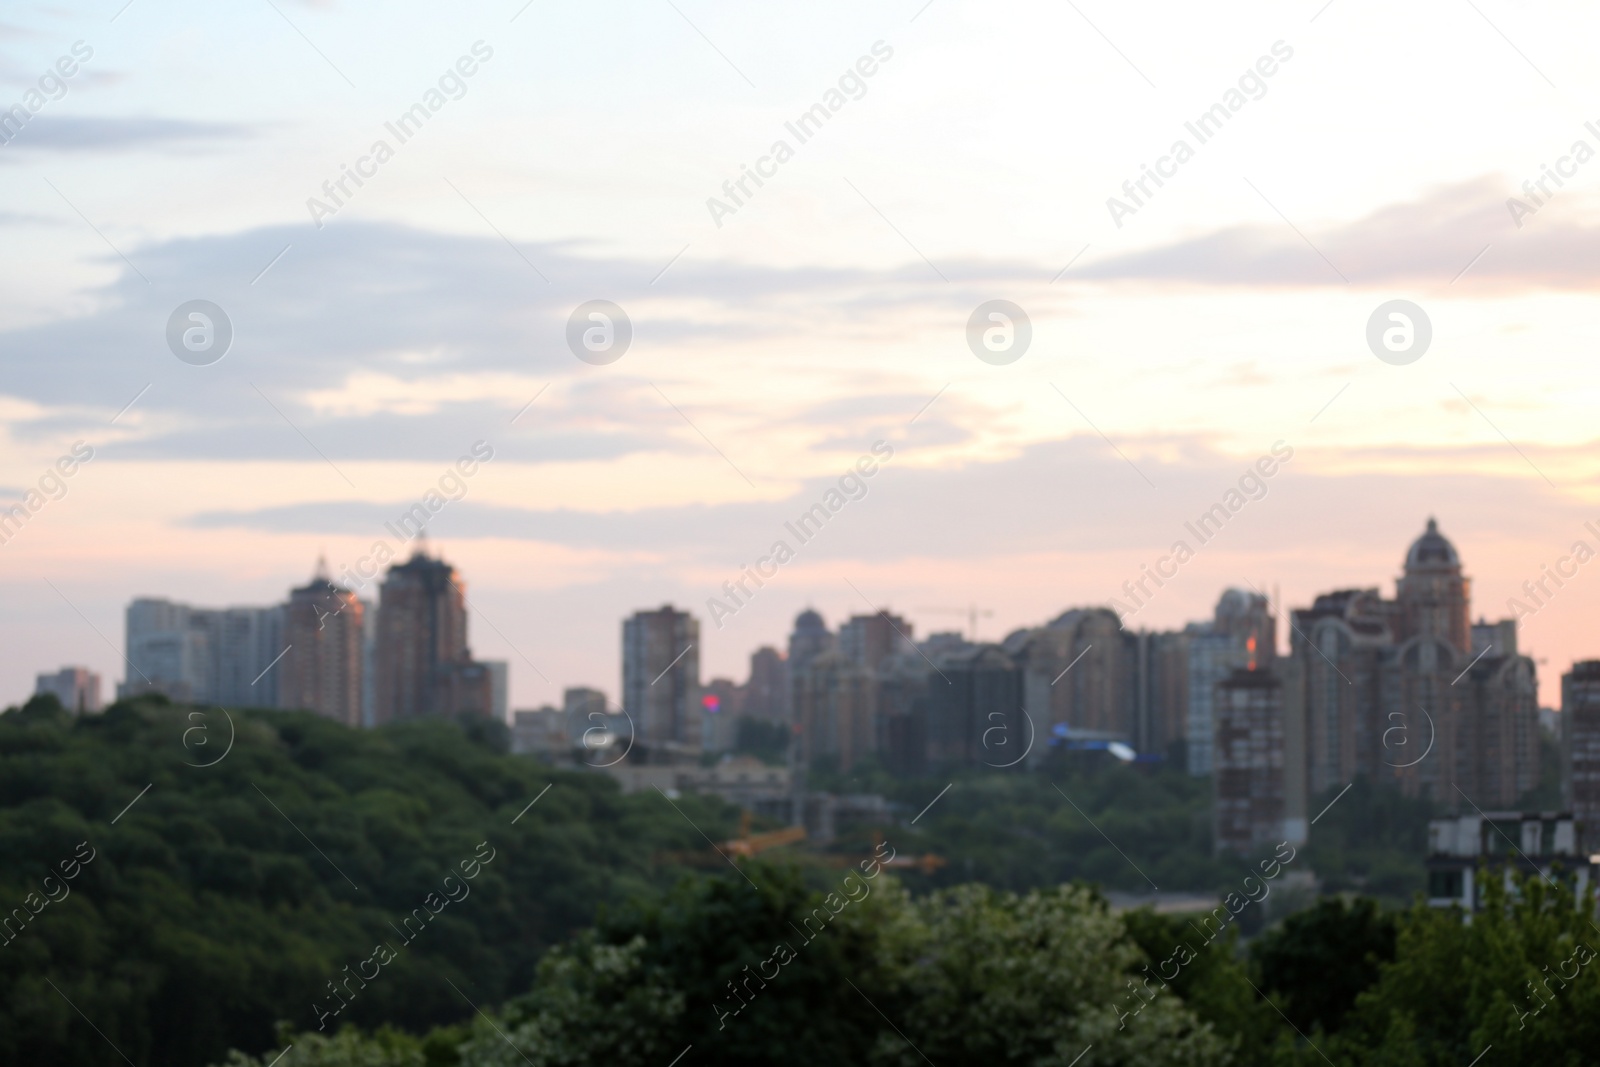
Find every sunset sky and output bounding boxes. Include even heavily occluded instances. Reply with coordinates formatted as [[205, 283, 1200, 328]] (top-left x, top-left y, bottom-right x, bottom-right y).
[[3, 0, 1599, 710]]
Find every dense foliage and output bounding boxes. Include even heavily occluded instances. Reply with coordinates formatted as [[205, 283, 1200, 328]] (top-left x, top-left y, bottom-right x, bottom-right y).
[[222, 868, 1235, 1067], [217, 865, 1600, 1067], [6, 695, 1593, 1067], [812, 755, 1432, 905], [1321, 871, 1600, 1065], [0, 695, 744, 1067]]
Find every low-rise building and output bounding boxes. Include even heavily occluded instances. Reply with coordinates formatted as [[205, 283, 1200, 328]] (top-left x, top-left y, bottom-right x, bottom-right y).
[[1426, 811, 1596, 910], [35, 666, 102, 713]]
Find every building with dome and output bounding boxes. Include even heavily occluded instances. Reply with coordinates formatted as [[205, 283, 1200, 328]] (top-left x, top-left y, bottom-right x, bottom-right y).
[[1283, 518, 1539, 811], [1397, 518, 1472, 654], [787, 607, 834, 681]]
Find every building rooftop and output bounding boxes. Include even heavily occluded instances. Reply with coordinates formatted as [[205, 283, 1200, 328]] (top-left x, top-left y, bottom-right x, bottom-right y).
[[1405, 517, 1461, 571]]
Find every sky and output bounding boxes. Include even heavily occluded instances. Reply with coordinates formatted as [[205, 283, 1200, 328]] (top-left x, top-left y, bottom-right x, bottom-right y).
[[3, 0, 1600, 711]]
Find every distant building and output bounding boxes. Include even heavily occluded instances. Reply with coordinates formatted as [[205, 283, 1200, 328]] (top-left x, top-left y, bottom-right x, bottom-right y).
[[600, 754, 794, 813], [484, 661, 508, 722], [278, 561, 364, 726], [360, 598, 377, 726], [699, 677, 743, 753], [1139, 628, 1193, 761], [120, 597, 284, 707], [622, 604, 700, 750], [1213, 668, 1290, 854], [875, 651, 933, 775], [373, 549, 492, 721], [511, 706, 567, 757], [1426, 811, 1594, 910], [562, 686, 608, 741], [1025, 608, 1138, 746], [925, 645, 1022, 768], [786, 609, 834, 721], [35, 667, 101, 713], [1564, 661, 1600, 852], [205, 606, 288, 709], [1186, 589, 1275, 775], [919, 631, 972, 660], [743, 646, 787, 720], [121, 597, 208, 703], [793, 651, 876, 772], [1285, 519, 1538, 810], [839, 611, 913, 671]]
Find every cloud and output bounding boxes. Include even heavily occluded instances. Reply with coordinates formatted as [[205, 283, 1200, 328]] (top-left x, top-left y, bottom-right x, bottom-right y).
[[0, 221, 1039, 462], [1081, 178, 1600, 290], [183, 432, 1577, 568], [0, 116, 253, 155], [0, 210, 58, 225]]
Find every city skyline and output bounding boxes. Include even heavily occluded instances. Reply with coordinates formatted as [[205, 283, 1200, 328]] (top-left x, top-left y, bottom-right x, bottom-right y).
[[6, 3, 1600, 1062], [5, 1, 1600, 713], [42, 517, 1573, 734]]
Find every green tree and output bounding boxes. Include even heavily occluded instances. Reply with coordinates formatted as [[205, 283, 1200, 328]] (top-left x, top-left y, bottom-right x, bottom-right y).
[[223, 870, 1236, 1067], [1322, 871, 1600, 1066], [0, 697, 745, 1067], [872, 883, 1233, 1067], [1121, 908, 1284, 1065], [1250, 897, 1397, 1035]]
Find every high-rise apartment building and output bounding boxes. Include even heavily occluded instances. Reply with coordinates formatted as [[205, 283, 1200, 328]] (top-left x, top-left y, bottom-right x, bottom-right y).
[[926, 645, 1023, 767], [793, 650, 876, 771], [485, 660, 508, 721], [1285, 519, 1538, 810], [838, 611, 913, 671], [1028, 608, 1137, 740], [875, 651, 932, 774], [121, 598, 285, 707], [1186, 589, 1275, 775], [622, 604, 700, 749], [1563, 661, 1600, 852], [743, 646, 787, 720], [206, 607, 288, 709], [699, 677, 743, 752], [278, 562, 364, 726], [122, 598, 208, 703], [373, 549, 491, 722], [562, 686, 608, 741], [35, 667, 101, 713], [1213, 668, 1289, 855], [786, 610, 834, 722]]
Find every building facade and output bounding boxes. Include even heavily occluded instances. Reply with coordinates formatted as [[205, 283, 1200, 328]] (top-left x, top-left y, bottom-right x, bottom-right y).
[[622, 604, 700, 749], [743, 646, 787, 720], [1213, 668, 1288, 854], [1186, 588, 1275, 775], [1427, 812, 1593, 910], [373, 549, 491, 722], [121, 598, 285, 707], [925, 645, 1023, 768], [1285, 519, 1538, 810], [35, 667, 102, 713], [279, 563, 364, 726], [793, 650, 876, 771], [838, 611, 913, 671], [1564, 661, 1600, 852]]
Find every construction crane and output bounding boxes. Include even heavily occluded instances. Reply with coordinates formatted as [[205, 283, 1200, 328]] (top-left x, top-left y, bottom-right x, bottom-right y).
[[916, 603, 995, 641], [813, 831, 948, 875], [655, 811, 807, 867], [654, 816, 946, 874]]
